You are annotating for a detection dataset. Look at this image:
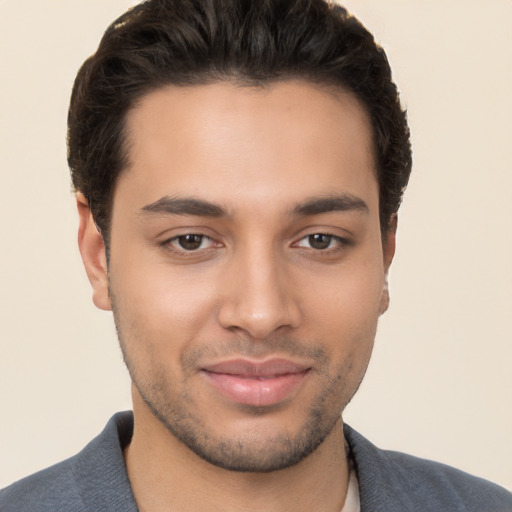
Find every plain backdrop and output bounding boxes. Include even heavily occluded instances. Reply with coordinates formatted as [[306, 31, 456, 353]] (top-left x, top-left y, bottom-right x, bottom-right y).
[[1, 0, 511, 491]]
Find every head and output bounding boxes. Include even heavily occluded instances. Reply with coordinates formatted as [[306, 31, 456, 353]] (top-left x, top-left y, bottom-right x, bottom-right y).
[[72, 0, 411, 473]]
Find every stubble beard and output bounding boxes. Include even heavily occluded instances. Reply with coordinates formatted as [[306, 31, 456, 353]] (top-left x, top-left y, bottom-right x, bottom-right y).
[[111, 297, 371, 473], [129, 364, 344, 473]]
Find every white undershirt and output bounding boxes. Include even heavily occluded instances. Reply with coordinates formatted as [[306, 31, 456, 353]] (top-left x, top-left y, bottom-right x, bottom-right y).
[[340, 465, 360, 512]]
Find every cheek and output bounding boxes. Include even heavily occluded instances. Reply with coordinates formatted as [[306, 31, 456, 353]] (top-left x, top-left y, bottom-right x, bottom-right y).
[[307, 259, 385, 337], [109, 256, 220, 353], [302, 257, 383, 396]]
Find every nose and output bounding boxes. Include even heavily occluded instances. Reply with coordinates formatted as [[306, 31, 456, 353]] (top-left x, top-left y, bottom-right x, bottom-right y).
[[217, 246, 302, 339]]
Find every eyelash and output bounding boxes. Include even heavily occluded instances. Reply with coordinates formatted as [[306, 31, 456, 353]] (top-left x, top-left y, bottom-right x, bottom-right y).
[[161, 232, 351, 255], [293, 233, 351, 252], [162, 234, 218, 253]]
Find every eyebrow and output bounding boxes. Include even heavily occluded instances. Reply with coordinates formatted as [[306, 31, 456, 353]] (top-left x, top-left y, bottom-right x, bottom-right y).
[[290, 194, 369, 216], [140, 196, 226, 217], [139, 193, 369, 219]]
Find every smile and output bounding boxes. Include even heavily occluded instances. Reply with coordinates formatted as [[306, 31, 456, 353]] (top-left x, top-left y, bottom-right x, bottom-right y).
[[201, 359, 311, 407]]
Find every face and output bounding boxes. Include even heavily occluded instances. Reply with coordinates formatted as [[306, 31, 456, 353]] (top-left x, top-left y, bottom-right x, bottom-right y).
[[79, 80, 394, 472]]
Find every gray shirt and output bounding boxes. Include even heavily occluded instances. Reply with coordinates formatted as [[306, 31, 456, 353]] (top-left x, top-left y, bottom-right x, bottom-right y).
[[1, 411, 511, 511]]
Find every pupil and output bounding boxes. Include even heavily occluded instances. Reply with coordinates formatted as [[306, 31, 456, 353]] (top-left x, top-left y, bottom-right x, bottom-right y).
[[309, 234, 331, 250], [179, 234, 203, 250]]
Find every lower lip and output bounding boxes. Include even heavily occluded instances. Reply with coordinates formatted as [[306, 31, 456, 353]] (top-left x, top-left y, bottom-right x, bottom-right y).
[[202, 370, 309, 406]]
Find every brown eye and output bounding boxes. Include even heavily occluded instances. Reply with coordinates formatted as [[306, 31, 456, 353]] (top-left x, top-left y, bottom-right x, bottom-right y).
[[294, 233, 350, 252], [307, 234, 333, 250], [177, 234, 205, 251]]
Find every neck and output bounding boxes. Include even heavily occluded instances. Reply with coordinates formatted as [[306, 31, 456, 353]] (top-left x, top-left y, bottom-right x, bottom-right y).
[[124, 393, 350, 512]]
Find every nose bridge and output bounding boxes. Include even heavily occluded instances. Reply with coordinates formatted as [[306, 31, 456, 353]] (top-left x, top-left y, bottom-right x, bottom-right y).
[[217, 239, 300, 338]]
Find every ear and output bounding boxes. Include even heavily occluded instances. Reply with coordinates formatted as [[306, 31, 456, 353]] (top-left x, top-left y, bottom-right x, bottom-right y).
[[76, 193, 111, 311], [379, 214, 397, 315]]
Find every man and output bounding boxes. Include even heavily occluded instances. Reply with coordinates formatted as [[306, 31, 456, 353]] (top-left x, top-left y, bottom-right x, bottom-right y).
[[1, 0, 510, 510]]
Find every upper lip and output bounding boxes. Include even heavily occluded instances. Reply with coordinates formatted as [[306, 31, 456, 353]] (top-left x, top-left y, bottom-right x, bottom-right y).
[[202, 358, 311, 378]]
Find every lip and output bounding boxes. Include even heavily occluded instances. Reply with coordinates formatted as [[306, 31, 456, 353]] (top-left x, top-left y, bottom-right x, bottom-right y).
[[201, 358, 311, 407]]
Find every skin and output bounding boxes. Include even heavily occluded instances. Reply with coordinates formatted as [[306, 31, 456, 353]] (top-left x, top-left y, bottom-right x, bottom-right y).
[[77, 80, 395, 512]]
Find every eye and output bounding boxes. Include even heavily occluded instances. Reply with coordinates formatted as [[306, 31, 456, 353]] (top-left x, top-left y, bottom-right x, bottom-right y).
[[295, 233, 348, 251], [167, 234, 214, 251]]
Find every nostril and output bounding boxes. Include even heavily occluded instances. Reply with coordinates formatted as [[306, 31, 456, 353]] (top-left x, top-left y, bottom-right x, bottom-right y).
[[217, 298, 301, 339]]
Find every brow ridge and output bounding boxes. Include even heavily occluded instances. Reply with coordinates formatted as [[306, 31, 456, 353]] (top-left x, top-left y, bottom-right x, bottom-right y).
[[140, 193, 368, 219], [140, 196, 226, 217], [291, 194, 369, 216]]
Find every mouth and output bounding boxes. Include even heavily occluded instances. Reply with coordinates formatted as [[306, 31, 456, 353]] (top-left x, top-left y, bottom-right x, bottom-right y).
[[200, 358, 311, 407]]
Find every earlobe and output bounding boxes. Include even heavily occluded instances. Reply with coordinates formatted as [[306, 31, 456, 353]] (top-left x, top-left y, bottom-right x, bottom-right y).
[[76, 193, 112, 311], [379, 283, 390, 315], [379, 214, 397, 315]]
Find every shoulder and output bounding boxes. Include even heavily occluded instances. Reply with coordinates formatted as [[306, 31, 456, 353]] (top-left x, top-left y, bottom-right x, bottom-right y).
[[0, 412, 136, 512], [344, 424, 512, 512], [0, 457, 84, 512], [382, 449, 512, 509]]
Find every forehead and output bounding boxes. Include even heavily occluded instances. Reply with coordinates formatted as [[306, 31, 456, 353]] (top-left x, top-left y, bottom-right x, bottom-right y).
[[118, 80, 378, 214]]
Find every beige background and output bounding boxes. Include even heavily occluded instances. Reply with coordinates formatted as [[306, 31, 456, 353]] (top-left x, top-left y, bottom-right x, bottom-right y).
[[1, 0, 511, 491]]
